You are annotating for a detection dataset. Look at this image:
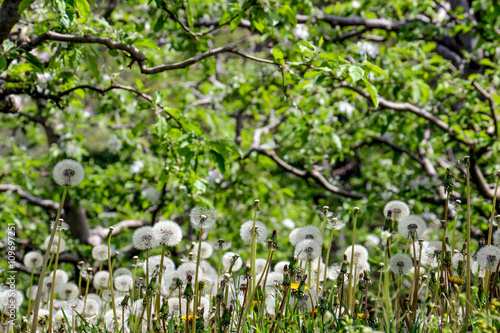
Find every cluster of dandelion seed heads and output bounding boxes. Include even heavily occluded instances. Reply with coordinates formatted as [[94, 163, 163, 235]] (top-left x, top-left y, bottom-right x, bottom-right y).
[[190, 207, 216, 231]]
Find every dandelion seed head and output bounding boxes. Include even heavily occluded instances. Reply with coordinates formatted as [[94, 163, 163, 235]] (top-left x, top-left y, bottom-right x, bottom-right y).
[[142, 255, 175, 278], [23, 251, 43, 271], [240, 220, 268, 244], [222, 251, 243, 271], [177, 262, 200, 282], [93, 271, 110, 290], [477, 245, 500, 270], [265, 272, 284, 287], [281, 218, 295, 229], [296, 225, 323, 245], [327, 218, 346, 231], [193, 241, 214, 259], [390, 253, 413, 275], [57, 283, 79, 300], [200, 260, 217, 275], [132, 226, 159, 250], [84, 298, 99, 318], [49, 269, 69, 284], [44, 235, 66, 253], [383, 200, 410, 221], [53, 159, 85, 187], [92, 244, 109, 261], [114, 267, 133, 278], [274, 261, 290, 274], [190, 207, 216, 231], [398, 215, 427, 239], [344, 245, 369, 265], [166, 297, 187, 316], [114, 275, 134, 291], [153, 220, 183, 246], [295, 239, 321, 261], [0, 290, 23, 310]]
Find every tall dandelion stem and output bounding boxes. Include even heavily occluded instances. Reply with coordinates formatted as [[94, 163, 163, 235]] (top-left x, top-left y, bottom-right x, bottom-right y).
[[464, 156, 472, 330], [322, 223, 337, 291], [487, 172, 500, 246], [192, 227, 203, 333], [316, 206, 329, 295], [348, 207, 360, 313], [47, 219, 64, 333], [31, 186, 67, 333], [250, 200, 260, 295], [107, 227, 118, 330]]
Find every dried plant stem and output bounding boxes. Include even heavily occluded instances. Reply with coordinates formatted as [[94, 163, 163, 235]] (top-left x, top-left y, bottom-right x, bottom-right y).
[[487, 175, 500, 246], [82, 270, 91, 318], [30, 186, 67, 333], [348, 208, 359, 314]]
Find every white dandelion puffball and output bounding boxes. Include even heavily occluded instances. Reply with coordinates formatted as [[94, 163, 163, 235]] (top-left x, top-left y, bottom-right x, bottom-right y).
[[53, 159, 84, 187], [93, 271, 110, 290], [383, 200, 410, 221], [143, 255, 175, 278], [390, 253, 413, 275], [295, 239, 321, 261], [398, 215, 427, 239], [274, 261, 290, 274], [84, 299, 100, 318], [344, 245, 369, 265], [292, 225, 323, 245], [44, 235, 66, 253], [327, 218, 346, 231], [0, 290, 23, 310], [190, 207, 216, 231], [23, 251, 43, 271], [177, 262, 199, 282], [92, 244, 109, 261], [477, 245, 500, 271], [153, 220, 183, 246], [114, 275, 134, 292], [166, 297, 187, 316], [57, 283, 79, 300], [281, 218, 295, 229], [114, 267, 133, 278], [132, 226, 159, 250], [193, 241, 214, 259], [222, 251, 243, 271], [161, 271, 178, 295], [240, 220, 268, 244], [265, 272, 284, 287], [49, 269, 69, 284], [200, 260, 217, 275], [493, 228, 500, 246], [255, 258, 268, 274], [452, 252, 466, 270]]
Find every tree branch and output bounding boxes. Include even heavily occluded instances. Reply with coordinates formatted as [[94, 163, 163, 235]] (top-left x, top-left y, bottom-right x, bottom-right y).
[[0, 0, 23, 44], [0, 184, 59, 211], [472, 81, 498, 137]]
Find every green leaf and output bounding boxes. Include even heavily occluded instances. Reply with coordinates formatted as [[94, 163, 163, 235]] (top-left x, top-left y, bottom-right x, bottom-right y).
[[210, 150, 226, 174], [230, 14, 242, 32], [20, 49, 44, 70], [0, 56, 7, 72], [18, 0, 36, 14], [362, 78, 379, 107], [75, 0, 90, 19], [136, 79, 143, 90], [332, 134, 342, 151], [272, 48, 285, 65], [154, 115, 168, 139], [154, 14, 167, 32], [193, 179, 207, 193], [134, 39, 159, 49], [87, 54, 99, 77], [364, 61, 389, 78], [492, 93, 500, 105], [348, 65, 364, 83]]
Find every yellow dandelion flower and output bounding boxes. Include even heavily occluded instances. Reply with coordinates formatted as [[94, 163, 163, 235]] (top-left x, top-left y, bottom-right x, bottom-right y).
[[180, 315, 198, 320], [448, 276, 465, 286], [290, 283, 309, 291]]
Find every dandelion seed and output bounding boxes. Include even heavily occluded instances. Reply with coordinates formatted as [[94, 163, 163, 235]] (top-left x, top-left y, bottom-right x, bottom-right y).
[[383, 200, 410, 221], [477, 245, 500, 271], [293, 225, 323, 245], [222, 252, 243, 271], [295, 239, 321, 261], [193, 241, 214, 259], [57, 283, 79, 300], [398, 215, 427, 239], [166, 297, 187, 316], [190, 207, 216, 231], [132, 226, 159, 250], [390, 253, 413, 275], [177, 262, 200, 282], [23, 251, 43, 271], [142, 255, 175, 278], [344, 245, 369, 265], [326, 218, 346, 231], [153, 220, 183, 246], [93, 271, 110, 290], [114, 267, 133, 278], [52, 159, 85, 187], [0, 290, 23, 310], [240, 220, 268, 244], [92, 244, 109, 261]]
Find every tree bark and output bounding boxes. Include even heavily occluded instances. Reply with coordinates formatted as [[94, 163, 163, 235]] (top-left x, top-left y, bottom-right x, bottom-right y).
[[0, 0, 23, 44], [63, 198, 91, 243]]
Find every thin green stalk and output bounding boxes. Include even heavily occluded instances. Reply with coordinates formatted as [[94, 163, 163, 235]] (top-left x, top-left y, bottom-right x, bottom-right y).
[[316, 206, 329, 296], [322, 223, 336, 292], [464, 156, 472, 331], [348, 207, 360, 314], [82, 269, 92, 318], [250, 201, 260, 294], [27, 270, 34, 321], [107, 227, 118, 331], [47, 219, 64, 333], [31, 186, 67, 333], [192, 228, 203, 333], [157, 244, 167, 315], [487, 173, 500, 246]]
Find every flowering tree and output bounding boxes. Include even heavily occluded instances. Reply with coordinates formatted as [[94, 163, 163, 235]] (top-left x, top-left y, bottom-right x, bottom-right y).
[[0, 0, 499, 251]]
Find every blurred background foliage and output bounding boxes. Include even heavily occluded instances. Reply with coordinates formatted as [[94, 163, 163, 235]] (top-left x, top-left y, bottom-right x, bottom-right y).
[[0, 0, 499, 280]]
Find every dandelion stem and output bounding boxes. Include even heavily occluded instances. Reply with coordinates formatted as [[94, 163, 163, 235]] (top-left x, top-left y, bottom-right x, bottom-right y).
[[47, 219, 64, 333], [30, 186, 67, 333], [192, 228, 203, 333], [487, 174, 500, 246], [82, 270, 92, 318], [316, 207, 329, 296], [107, 229, 118, 332], [465, 157, 472, 331], [322, 226, 336, 292], [348, 207, 359, 314], [157, 245, 167, 314]]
